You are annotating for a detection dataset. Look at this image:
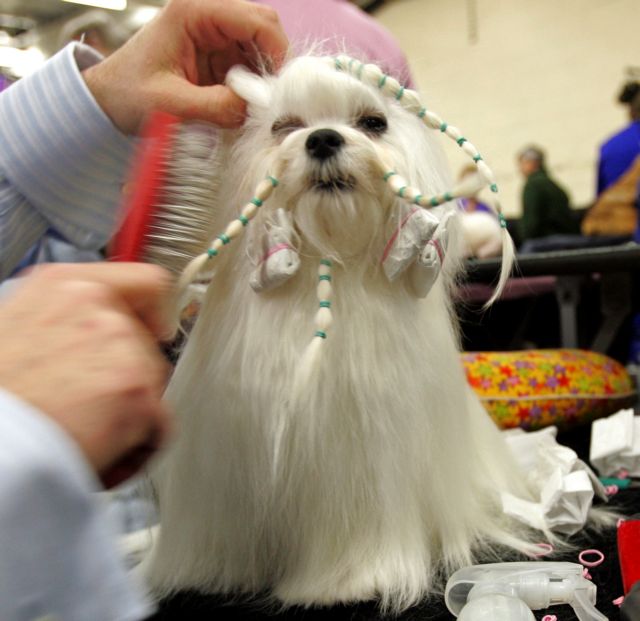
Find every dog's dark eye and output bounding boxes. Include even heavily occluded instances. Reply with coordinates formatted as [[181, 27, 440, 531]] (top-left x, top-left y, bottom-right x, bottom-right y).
[[271, 116, 305, 135], [356, 114, 388, 135]]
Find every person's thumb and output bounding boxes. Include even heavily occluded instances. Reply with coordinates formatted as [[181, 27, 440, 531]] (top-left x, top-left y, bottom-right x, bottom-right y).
[[164, 77, 247, 128]]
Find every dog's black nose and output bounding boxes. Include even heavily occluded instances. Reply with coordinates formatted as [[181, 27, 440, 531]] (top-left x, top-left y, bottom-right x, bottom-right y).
[[305, 129, 345, 160]]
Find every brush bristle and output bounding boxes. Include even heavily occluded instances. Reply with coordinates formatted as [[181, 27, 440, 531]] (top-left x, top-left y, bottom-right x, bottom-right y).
[[143, 122, 220, 274]]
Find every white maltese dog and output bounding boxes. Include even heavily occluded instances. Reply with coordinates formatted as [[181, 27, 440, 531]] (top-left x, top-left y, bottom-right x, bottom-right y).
[[145, 54, 542, 611]]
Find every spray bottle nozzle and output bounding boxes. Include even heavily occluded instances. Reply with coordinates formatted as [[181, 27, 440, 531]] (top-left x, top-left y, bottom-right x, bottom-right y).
[[445, 562, 607, 621]]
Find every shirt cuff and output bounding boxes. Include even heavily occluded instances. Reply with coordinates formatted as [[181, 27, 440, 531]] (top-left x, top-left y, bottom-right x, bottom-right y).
[[0, 42, 133, 250], [0, 386, 98, 491]]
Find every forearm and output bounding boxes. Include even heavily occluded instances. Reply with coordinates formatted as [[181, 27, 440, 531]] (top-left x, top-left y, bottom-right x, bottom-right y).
[[0, 388, 153, 621], [0, 43, 133, 280]]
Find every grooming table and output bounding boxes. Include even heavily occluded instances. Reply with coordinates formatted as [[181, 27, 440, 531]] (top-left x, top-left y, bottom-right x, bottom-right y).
[[151, 421, 631, 619], [464, 243, 640, 352], [149, 492, 633, 620]]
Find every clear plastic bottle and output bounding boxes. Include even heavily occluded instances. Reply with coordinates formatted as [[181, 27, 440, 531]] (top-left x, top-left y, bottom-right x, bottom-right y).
[[445, 562, 608, 621]]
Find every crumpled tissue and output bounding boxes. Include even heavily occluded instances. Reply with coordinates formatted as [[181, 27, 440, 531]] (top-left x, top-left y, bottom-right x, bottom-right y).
[[249, 208, 300, 293], [501, 426, 607, 535], [590, 408, 640, 477], [409, 211, 454, 298], [382, 206, 439, 282]]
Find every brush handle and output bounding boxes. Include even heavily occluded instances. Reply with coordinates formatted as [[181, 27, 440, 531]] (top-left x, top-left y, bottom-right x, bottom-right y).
[[109, 111, 181, 262]]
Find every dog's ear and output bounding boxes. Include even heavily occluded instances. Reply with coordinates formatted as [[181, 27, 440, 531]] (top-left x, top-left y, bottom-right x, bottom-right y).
[[227, 65, 272, 113]]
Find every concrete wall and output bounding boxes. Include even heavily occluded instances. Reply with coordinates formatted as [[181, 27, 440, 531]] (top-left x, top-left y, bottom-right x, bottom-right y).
[[375, 0, 640, 216]]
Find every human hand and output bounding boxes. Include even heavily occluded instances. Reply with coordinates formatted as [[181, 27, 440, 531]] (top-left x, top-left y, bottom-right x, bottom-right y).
[[82, 0, 288, 135], [0, 263, 174, 488]]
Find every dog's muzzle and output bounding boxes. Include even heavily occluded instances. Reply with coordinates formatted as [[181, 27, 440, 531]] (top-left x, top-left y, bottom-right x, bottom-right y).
[[305, 128, 345, 161], [305, 128, 355, 192]]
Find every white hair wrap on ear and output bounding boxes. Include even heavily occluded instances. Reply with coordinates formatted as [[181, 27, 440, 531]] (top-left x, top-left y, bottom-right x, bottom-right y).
[[249, 208, 300, 293]]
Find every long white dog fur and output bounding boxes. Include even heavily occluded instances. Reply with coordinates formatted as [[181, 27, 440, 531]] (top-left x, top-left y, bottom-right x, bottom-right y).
[[145, 55, 546, 611]]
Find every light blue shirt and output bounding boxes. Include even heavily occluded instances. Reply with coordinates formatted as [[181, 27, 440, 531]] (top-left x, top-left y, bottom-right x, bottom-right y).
[[0, 44, 152, 620], [0, 42, 132, 280], [0, 390, 154, 621]]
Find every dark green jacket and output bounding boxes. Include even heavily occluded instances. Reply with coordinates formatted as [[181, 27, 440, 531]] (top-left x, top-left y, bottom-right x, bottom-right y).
[[520, 169, 578, 240]]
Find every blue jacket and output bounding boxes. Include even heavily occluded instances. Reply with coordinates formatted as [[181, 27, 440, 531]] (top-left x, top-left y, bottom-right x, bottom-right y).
[[597, 121, 640, 195]]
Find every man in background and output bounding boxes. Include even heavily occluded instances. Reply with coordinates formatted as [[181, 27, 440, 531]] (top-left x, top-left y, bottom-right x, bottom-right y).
[[517, 145, 578, 247]]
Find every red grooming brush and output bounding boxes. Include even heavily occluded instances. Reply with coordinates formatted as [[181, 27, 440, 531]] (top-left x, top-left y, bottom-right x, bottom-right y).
[[110, 111, 181, 262], [109, 110, 219, 275]]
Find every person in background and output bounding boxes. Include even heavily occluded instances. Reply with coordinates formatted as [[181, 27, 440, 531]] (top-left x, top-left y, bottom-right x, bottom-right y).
[[0, 1, 287, 619], [254, 0, 414, 86], [581, 83, 640, 238], [517, 145, 578, 245], [457, 163, 492, 214], [597, 81, 640, 196], [596, 83, 640, 367]]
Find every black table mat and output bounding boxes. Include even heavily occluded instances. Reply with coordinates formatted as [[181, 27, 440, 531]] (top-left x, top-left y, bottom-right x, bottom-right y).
[[149, 489, 639, 620]]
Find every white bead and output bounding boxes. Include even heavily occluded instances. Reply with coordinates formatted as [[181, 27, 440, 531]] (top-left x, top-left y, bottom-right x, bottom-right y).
[[385, 75, 401, 92], [401, 90, 421, 112], [401, 186, 419, 202], [242, 202, 258, 219], [225, 220, 244, 239], [374, 146, 395, 176], [270, 159, 287, 180], [423, 111, 442, 129], [387, 174, 407, 194], [317, 280, 333, 300], [315, 307, 333, 331], [318, 264, 331, 277], [461, 142, 478, 158], [477, 161, 496, 185], [362, 63, 383, 84], [254, 178, 275, 202], [211, 238, 224, 251], [444, 125, 462, 141]]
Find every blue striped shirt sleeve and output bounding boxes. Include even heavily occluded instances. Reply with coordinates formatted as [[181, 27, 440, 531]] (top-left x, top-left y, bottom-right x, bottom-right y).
[[0, 42, 134, 280], [0, 387, 154, 621]]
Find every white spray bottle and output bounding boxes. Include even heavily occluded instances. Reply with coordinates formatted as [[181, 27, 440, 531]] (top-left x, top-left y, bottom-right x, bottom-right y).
[[445, 562, 608, 621]]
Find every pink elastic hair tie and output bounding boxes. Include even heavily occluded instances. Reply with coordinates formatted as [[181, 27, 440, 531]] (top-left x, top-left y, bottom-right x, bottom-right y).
[[605, 484, 619, 496], [427, 237, 444, 264], [542, 615, 558, 621], [579, 549, 605, 568], [261, 242, 292, 263]]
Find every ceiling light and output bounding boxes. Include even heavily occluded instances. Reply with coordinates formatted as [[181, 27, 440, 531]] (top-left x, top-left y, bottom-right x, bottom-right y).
[[0, 46, 45, 77], [62, 0, 127, 11]]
